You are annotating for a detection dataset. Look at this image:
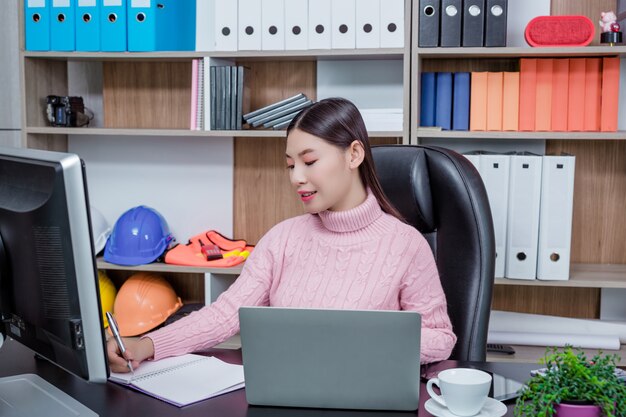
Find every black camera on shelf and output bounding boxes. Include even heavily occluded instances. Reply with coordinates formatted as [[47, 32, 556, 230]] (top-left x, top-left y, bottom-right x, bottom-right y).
[[46, 95, 89, 127]]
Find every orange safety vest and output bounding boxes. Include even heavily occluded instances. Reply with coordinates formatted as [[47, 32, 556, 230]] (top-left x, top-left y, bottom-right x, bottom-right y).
[[164, 230, 254, 267]]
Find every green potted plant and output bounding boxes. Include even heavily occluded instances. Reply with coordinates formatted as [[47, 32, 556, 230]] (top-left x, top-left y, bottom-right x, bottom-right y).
[[515, 346, 626, 417]]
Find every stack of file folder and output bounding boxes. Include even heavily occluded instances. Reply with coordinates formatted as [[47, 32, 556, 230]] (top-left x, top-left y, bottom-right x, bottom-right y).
[[196, 0, 405, 51], [420, 57, 620, 132], [243, 94, 314, 130], [190, 61, 251, 131], [420, 72, 470, 131], [518, 57, 620, 132], [24, 0, 196, 52], [209, 65, 251, 130], [463, 152, 576, 281], [418, 0, 508, 47]]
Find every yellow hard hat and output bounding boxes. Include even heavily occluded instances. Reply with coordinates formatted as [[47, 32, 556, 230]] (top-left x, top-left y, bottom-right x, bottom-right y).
[[98, 270, 117, 328]]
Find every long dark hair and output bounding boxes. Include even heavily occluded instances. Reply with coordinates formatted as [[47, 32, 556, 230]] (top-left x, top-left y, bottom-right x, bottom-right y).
[[286, 97, 404, 221]]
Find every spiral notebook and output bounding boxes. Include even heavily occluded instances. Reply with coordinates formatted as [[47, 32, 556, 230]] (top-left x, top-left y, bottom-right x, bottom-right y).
[[109, 354, 245, 407]]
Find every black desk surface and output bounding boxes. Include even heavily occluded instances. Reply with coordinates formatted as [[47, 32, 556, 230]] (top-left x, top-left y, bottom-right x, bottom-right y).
[[0, 339, 536, 417]]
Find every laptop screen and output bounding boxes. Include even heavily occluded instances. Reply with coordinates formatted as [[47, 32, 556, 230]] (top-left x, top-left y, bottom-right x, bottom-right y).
[[239, 307, 422, 411]]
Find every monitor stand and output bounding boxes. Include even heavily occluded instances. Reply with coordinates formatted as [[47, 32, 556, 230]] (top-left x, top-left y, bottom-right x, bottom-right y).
[[0, 373, 98, 417]]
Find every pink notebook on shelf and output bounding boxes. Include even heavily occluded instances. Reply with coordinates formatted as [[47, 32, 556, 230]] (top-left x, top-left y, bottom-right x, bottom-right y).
[[190, 59, 199, 130], [109, 354, 245, 407]]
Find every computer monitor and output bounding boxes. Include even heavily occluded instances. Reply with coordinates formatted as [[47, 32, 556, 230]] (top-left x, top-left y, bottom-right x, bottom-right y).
[[0, 146, 108, 415]]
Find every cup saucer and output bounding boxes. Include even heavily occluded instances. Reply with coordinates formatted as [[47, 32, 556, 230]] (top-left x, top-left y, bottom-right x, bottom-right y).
[[424, 397, 508, 417]]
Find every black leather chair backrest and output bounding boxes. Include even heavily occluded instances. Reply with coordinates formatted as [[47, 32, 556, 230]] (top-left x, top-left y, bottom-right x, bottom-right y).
[[372, 145, 495, 362]]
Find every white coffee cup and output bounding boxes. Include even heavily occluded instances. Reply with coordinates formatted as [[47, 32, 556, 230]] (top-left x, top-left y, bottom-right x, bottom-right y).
[[426, 368, 492, 416]]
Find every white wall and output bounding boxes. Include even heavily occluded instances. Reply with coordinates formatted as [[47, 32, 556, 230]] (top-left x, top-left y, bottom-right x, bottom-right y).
[[506, 0, 551, 47], [69, 135, 234, 243], [317, 59, 403, 109], [0, 131, 21, 148], [0, 0, 21, 132]]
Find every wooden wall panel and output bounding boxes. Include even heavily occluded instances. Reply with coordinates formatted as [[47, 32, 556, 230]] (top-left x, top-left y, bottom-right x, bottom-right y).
[[103, 62, 191, 129], [27, 133, 68, 151], [234, 137, 401, 244], [492, 286, 600, 319], [546, 140, 626, 264], [234, 136, 302, 244], [238, 60, 317, 113], [551, 0, 617, 46], [24, 58, 68, 127], [233, 60, 317, 243]]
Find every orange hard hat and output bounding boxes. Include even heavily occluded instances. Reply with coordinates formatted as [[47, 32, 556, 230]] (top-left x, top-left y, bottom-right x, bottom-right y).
[[113, 272, 183, 337]]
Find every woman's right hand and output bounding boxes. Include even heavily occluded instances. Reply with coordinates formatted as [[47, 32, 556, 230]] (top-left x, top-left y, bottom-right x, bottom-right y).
[[106, 336, 155, 373]]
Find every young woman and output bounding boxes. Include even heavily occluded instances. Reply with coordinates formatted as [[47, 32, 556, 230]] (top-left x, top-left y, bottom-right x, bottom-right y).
[[107, 98, 456, 372]]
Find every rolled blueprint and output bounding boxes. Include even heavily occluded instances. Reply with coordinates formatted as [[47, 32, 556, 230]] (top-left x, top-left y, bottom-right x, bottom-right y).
[[490, 310, 626, 343], [488, 331, 621, 350]]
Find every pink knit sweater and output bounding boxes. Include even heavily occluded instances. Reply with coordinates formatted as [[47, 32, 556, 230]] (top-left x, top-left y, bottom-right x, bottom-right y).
[[148, 192, 457, 364]]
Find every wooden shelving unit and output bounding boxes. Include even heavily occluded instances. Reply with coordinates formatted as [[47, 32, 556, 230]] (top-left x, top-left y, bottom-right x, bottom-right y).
[[17, 0, 626, 364], [23, 48, 405, 61], [416, 45, 626, 58], [495, 264, 626, 289], [96, 260, 626, 288], [411, 0, 626, 365], [96, 259, 243, 275]]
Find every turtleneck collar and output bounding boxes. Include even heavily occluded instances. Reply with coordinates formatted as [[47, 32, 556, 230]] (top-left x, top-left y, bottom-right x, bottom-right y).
[[317, 190, 383, 233]]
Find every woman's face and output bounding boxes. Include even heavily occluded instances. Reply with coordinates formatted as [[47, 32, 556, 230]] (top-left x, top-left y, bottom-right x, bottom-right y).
[[285, 129, 358, 213]]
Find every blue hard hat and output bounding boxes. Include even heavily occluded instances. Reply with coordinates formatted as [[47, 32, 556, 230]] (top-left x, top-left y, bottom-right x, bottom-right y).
[[104, 205, 173, 266]]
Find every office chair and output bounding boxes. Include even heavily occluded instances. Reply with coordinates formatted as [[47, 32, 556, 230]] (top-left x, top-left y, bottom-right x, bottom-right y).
[[372, 145, 495, 362]]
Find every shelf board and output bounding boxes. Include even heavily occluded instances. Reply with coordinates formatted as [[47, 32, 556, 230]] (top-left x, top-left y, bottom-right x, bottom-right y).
[[96, 258, 243, 275], [26, 127, 403, 138], [369, 131, 405, 138], [495, 263, 626, 288], [487, 344, 626, 367], [97, 262, 626, 285], [211, 48, 405, 61], [417, 45, 626, 59], [22, 48, 405, 62], [26, 127, 286, 137], [96, 261, 626, 284], [413, 130, 626, 140]]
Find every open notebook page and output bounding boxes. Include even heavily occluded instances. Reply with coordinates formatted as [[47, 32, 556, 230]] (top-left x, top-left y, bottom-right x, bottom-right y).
[[110, 354, 245, 407]]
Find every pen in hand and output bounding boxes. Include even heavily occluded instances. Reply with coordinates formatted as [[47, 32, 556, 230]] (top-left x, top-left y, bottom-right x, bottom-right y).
[[106, 311, 134, 373]]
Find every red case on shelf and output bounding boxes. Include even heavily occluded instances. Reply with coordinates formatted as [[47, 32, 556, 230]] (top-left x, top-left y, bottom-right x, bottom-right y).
[[525, 16, 595, 47]]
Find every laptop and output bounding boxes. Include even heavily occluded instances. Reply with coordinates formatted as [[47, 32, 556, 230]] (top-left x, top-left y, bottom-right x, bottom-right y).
[[238, 307, 421, 411]]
